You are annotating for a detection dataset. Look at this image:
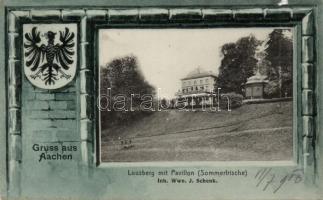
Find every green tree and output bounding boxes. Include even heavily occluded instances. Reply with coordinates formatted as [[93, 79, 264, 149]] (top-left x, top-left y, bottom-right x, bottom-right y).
[[264, 29, 293, 98], [217, 35, 260, 94], [100, 55, 155, 129]]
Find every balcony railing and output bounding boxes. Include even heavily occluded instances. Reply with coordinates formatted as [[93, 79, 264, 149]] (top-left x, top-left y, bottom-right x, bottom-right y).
[[176, 89, 213, 96]]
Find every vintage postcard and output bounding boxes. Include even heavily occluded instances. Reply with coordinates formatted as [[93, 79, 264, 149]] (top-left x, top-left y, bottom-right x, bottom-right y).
[[0, 0, 322, 200]]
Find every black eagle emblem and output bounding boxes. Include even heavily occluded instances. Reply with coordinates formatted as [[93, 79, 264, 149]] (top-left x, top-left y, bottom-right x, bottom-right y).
[[24, 27, 75, 85]]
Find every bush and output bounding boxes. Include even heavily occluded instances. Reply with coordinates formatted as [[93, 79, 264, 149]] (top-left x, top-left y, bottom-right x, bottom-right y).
[[219, 92, 243, 109], [264, 80, 280, 98]]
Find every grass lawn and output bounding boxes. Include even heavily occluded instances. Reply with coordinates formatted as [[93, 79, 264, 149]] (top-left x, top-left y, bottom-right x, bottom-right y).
[[101, 101, 293, 162]]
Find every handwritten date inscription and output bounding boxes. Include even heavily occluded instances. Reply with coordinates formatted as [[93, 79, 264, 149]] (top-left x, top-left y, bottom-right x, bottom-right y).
[[254, 168, 303, 193]]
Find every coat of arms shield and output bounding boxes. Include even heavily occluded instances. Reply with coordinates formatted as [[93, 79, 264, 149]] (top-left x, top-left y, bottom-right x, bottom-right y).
[[23, 24, 77, 89]]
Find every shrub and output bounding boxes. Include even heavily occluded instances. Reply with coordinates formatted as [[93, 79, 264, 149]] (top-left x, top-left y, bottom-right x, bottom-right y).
[[219, 92, 243, 109]]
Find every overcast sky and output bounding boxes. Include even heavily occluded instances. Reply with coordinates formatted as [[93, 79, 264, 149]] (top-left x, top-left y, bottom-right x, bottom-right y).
[[99, 28, 292, 98]]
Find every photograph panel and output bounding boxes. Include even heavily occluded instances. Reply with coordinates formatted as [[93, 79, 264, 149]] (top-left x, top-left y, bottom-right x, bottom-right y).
[[98, 28, 294, 162]]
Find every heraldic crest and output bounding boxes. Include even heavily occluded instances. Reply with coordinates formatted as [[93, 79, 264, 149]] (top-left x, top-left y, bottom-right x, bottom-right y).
[[23, 24, 77, 89]]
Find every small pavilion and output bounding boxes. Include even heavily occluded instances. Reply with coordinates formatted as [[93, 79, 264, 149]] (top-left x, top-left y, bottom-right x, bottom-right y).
[[244, 70, 268, 99]]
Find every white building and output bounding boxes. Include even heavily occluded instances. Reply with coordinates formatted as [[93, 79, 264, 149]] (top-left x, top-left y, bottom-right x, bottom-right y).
[[175, 67, 217, 107]]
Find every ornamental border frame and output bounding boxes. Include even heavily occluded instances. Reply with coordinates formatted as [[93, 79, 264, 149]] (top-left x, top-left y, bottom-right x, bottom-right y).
[[6, 6, 316, 196]]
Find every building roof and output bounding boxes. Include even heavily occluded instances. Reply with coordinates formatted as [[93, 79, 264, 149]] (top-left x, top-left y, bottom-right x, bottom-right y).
[[245, 70, 268, 85], [181, 67, 217, 80]]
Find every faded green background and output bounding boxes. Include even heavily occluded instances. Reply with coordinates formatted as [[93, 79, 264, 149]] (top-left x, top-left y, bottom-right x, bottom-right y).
[[0, 0, 323, 199]]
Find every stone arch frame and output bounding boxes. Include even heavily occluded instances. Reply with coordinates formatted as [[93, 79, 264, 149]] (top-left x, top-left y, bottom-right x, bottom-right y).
[[6, 7, 316, 195]]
